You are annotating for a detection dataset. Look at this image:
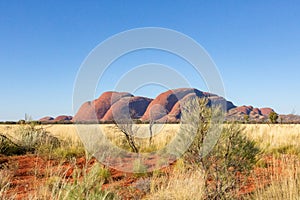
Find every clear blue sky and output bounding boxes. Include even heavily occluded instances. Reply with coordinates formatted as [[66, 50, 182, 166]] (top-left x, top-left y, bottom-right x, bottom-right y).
[[0, 0, 299, 121]]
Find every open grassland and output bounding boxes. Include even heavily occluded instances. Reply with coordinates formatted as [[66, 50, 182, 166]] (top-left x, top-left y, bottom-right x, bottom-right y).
[[0, 124, 300, 199], [2, 124, 300, 154]]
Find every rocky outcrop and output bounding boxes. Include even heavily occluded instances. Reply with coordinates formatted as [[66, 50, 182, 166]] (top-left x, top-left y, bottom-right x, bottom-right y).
[[72, 88, 238, 123], [73, 91, 132, 122], [140, 88, 204, 122], [260, 108, 274, 116], [41, 88, 288, 124], [101, 96, 152, 122], [39, 116, 54, 122], [279, 114, 300, 123], [226, 106, 275, 122], [54, 115, 73, 122], [39, 115, 72, 123]]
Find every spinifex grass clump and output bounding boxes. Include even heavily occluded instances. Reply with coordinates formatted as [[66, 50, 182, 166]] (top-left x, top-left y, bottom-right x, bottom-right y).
[[250, 155, 300, 199], [0, 166, 14, 200], [18, 124, 60, 152], [0, 133, 24, 155], [0, 124, 60, 156], [48, 162, 115, 200]]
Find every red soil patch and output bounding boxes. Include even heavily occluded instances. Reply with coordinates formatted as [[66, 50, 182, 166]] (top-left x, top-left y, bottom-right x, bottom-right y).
[[0, 154, 298, 199]]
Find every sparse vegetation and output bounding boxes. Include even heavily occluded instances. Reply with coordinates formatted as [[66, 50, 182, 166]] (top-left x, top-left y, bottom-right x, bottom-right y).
[[114, 119, 140, 153], [250, 155, 300, 199], [0, 122, 300, 199], [0, 167, 14, 200], [52, 163, 115, 200]]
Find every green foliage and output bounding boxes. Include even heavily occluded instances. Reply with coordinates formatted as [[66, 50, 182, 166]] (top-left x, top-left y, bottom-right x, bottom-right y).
[[180, 97, 261, 199], [51, 144, 85, 160], [270, 145, 300, 156], [269, 111, 279, 124]]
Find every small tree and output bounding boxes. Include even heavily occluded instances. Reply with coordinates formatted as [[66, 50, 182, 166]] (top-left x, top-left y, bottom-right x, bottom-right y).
[[269, 111, 278, 124], [114, 119, 139, 153]]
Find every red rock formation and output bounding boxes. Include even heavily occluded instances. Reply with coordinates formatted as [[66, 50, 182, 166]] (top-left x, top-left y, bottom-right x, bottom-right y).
[[73, 91, 132, 122], [101, 96, 152, 122], [141, 88, 204, 121], [72, 88, 279, 123], [252, 108, 261, 115], [260, 108, 274, 116], [39, 116, 54, 122], [167, 93, 198, 122], [54, 115, 73, 122], [235, 106, 254, 115]]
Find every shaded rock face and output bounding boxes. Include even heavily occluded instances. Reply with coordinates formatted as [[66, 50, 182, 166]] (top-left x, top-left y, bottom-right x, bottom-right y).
[[165, 93, 199, 122], [101, 96, 152, 122], [141, 88, 205, 122], [73, 91, 132, 122], [235, 106, 254, 115], [206, 96, 236, 111]]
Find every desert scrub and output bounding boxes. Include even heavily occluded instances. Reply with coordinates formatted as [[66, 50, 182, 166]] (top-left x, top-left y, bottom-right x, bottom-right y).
[[0, 133, 25, 155], [243, 124, 300, 156], [50, 162, 116, 200], [147, 167, 205, 200], [250, 155, 300, 199], [50, 139, 86, 160], [133, 159, 148, 177], [17, 124, 60, 152], [0, 166, 14, 200], [0, 124, 61, 156], [179, 97, 260, 199]]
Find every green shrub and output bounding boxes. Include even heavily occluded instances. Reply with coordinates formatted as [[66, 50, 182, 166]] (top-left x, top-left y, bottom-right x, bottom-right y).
[[180, 97, 260, 199], [269, 111, 279, 124]]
